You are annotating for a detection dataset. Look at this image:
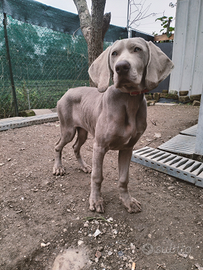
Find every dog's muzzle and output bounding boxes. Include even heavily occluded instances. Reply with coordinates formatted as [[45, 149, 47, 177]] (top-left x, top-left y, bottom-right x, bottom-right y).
[[115, 60, 130, 76]]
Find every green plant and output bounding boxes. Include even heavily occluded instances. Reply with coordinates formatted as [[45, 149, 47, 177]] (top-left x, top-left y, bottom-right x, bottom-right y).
[[155, 16, 175, 37], [0, 79, 90, 118]]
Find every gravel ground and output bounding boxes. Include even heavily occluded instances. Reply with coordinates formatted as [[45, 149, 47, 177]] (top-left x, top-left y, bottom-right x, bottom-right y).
[[0, 104, 203, 270]]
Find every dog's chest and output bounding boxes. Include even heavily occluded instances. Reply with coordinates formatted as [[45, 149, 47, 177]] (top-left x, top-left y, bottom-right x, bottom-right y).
[[101, 109, 139, 150], [95, 91, 145, 150], [107, 125, 138, 150]]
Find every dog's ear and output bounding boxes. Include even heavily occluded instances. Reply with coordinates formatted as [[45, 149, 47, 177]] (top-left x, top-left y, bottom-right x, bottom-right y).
[[88, 46, 111, 93], [145, 41, 174, 91]]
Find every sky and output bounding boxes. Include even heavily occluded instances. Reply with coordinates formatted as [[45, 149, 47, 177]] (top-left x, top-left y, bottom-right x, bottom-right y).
[[36, 0, 176, 35]]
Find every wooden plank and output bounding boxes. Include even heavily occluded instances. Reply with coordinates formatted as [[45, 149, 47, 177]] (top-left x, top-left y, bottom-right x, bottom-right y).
[[154, 34, 174, 41]]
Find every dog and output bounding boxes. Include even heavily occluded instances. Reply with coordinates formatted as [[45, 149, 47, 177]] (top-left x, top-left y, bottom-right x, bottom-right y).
[[53, 37, 174, 213]]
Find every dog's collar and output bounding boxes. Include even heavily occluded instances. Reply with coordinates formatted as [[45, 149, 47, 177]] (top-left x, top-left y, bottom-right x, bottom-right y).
[[130, 89, 148, 96]]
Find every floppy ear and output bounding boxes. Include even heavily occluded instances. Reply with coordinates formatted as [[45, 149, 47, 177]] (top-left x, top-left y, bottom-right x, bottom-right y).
[[88, 46, 111, 93], [145, 41, 174, 91]]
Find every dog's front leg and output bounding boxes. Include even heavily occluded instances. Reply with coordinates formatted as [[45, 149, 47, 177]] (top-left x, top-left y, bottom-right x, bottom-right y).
[[89, 142, 106, 213], [118, 149, 141, 213]]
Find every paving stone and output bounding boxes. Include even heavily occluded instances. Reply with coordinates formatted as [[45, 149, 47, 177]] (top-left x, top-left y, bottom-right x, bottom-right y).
[[0, 112, 58, 131]]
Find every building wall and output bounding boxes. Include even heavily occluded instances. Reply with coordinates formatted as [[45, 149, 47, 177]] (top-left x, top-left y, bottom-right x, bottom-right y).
[[150, 42, 173, 93], [169, 0, 203, 95]]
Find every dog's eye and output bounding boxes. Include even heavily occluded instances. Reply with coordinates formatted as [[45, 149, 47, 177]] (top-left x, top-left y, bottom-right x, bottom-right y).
[[134, 47, 142, 52], [112, 51, 118, 56]]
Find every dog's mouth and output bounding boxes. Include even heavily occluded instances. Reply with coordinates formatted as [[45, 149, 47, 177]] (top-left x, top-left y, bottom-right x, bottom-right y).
[[114, 71, 145, 93], [115, 78, 132, 87], [115, 80, 141, 93]]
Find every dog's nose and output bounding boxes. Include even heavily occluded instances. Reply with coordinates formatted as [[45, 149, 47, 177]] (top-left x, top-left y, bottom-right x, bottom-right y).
[[115, 61, 130, 75]]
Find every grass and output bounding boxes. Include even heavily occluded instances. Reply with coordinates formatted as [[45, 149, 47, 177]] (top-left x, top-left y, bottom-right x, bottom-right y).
[[0, 79, 89, 118]]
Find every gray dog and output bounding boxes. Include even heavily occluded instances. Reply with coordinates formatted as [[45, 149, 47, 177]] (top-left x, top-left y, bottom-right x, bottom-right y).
[[53, 37, 174, 213]]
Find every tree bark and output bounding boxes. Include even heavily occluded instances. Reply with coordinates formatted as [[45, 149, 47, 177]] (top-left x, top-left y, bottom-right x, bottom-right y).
[[73, 0, 111, 86]]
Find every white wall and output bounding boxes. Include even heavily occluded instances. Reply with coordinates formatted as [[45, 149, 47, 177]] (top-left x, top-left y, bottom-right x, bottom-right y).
[[169, 0, 203, 96]]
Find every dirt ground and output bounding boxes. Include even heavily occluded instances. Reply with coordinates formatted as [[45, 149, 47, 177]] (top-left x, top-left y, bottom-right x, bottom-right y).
[[0, 104, 203, 270]]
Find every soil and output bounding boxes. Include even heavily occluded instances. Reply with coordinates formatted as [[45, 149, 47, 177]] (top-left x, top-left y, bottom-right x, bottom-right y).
[[0, 104, 203, 270]]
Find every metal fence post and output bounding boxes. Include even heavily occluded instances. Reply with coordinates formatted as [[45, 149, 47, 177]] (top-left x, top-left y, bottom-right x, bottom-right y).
[[127, 0, 131, 38], [3, 13, 18, 116]]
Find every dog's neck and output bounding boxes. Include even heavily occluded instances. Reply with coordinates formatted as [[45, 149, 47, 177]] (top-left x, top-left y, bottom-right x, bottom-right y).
[[130, 89, 148, 96]]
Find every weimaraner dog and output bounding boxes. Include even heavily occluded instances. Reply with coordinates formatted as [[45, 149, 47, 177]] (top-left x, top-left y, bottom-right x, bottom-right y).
[[53, 37, 174, 213]]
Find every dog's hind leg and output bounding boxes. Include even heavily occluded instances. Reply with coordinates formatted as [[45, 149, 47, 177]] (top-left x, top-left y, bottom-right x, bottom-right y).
[[73, 127, 91, 173], [53, 127, 76, 176]]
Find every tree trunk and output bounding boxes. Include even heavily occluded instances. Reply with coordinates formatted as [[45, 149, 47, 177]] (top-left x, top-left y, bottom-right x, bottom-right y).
[[73, 0, 111, 86]]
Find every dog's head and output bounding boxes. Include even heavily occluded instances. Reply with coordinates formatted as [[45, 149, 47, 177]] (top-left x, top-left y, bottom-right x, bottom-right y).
[[88, 37, 174, 94]]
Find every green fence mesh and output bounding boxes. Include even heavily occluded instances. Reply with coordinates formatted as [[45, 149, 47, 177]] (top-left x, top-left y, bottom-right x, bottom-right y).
[[0, 14, 90, 117], [0, 0, 153, 118]]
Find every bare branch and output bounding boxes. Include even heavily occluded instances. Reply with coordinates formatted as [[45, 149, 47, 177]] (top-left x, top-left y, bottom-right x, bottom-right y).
[[102, 12, 111, 40], [128, 0, 158, 29]]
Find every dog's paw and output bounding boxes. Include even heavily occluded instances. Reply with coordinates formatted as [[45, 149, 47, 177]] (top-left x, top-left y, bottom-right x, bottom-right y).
[[89, 198, 104, 213], [127, 197, 142, 213], [120, 194, 142, 213], [53, 166, 66, 176], [81, 164, 92, 174]]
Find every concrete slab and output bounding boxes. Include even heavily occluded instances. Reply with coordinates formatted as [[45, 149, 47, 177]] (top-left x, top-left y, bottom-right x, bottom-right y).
[[33, 109, 53, 115], [0, 113, 58, 131], [158, 134, 196, 157], [180, 124, 197, 137], [155, 102, 176, 106], [0, 117, 24, 123]]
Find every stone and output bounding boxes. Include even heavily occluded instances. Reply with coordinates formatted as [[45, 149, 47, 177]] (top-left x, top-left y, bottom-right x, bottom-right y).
[[179, 91, 189, 96], [147, 100, 156, 106], [19, 110, 35, 117], [160, 93, 178, 100], [190, 94, 201, 101], [167, 93, 179, 100], [154, 133, 161, 138], [178, 252, 188, 258], [192, 100, 200, 106], [112, 229, 118, 235], [107, 217, 113, 222], [130, 243, 135, 250], [41, 242, 50, 247], [160, 93, 168, 98], [179, 96, 190, 103], [169, 90, 178, 95], [78, 240, 84, 246], [162, 89, 168, 93], [83, 221, 89, 227], [52, 247, 90, 270], [153, 92, 160, 101], [145, 94, 153, 100], [98, 246, 104, 252]]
